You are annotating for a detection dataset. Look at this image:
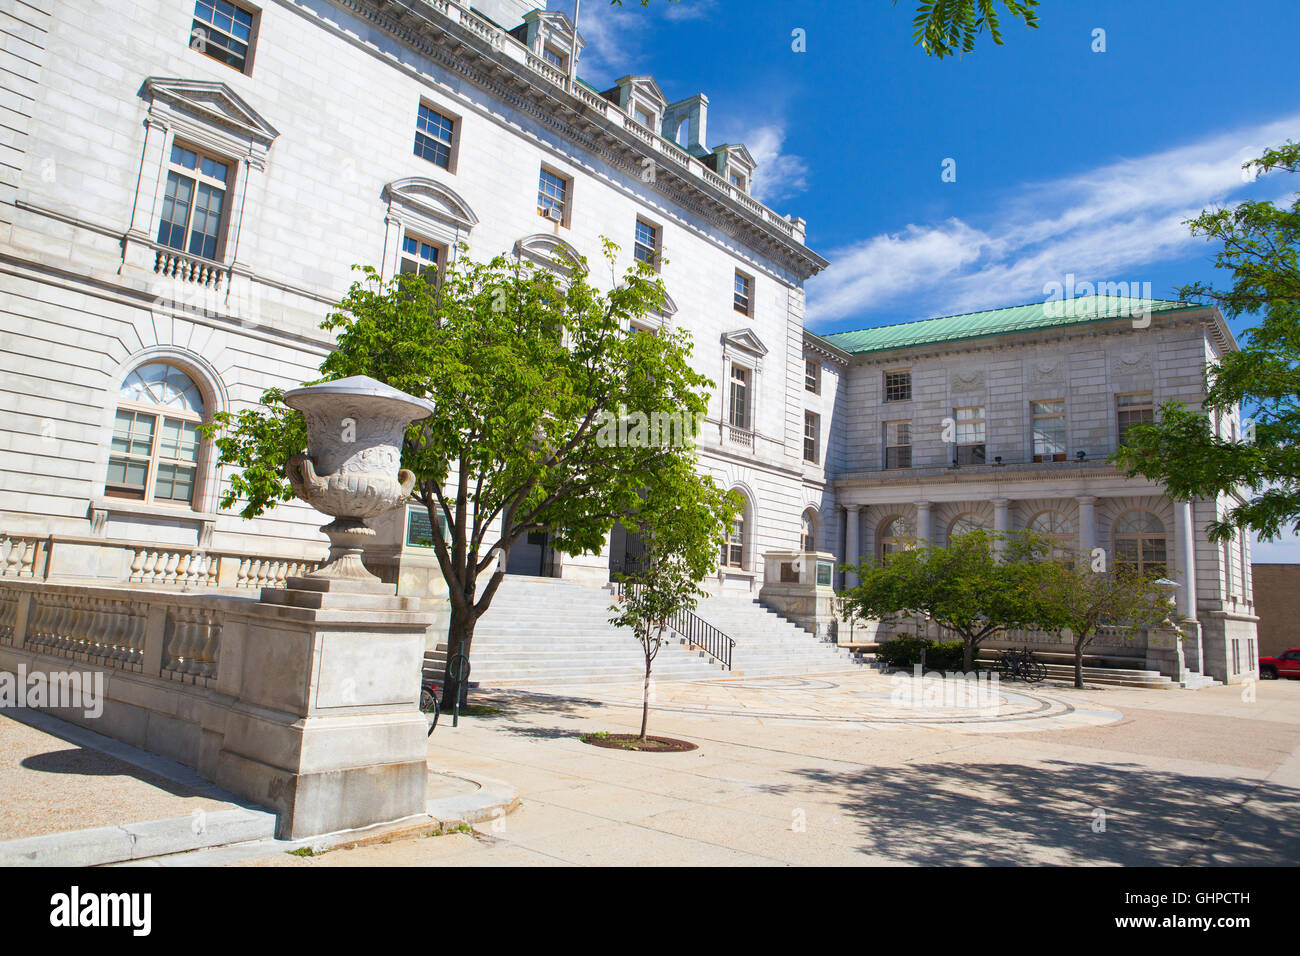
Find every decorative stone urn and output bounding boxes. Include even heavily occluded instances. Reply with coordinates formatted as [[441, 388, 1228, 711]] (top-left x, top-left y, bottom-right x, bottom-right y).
[[284, 376, 434, 592]]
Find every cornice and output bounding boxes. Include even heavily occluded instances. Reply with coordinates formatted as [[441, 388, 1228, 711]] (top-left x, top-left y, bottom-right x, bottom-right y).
[[322, 0, 827, 279]]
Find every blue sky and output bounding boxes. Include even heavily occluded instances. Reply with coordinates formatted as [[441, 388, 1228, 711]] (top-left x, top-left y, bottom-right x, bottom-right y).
[[554, 0, 1300, 558]]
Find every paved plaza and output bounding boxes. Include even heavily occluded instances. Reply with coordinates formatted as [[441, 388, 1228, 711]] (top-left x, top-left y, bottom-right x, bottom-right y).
[[227, 671, 1300, 867]]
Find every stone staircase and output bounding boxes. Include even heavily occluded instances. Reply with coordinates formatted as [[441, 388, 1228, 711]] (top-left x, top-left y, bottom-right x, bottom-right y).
[[434, 576, 728, 689], [970, 650, 1222, 690], [690, 593, 875, 677], [425, 576, 876, 690]]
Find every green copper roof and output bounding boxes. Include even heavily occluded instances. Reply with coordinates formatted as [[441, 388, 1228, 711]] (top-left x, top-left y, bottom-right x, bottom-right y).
[[819, 296, 1198, 355]]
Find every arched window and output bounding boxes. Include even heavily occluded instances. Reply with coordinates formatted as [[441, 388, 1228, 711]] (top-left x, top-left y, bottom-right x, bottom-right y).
[[879, 516, 913, 559], [1114, 510, 1167, 576], [947, 513, 987, 542], [722, 514, 745, 568], [106, 362, 206, 506], [801, 509, 817, 552], [1028, 510, 1075, 562]]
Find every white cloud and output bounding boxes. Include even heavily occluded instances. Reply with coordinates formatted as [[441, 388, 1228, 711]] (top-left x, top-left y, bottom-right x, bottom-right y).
[[806, 113, 1300, 326], [740, 125, 810, 204]]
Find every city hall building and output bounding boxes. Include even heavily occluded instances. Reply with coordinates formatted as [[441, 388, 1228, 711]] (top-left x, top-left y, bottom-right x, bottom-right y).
[[0, 0, 1258, 684]]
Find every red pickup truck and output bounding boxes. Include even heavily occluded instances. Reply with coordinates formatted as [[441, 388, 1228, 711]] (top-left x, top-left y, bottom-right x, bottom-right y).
[[1259, 648, 1300, 680]]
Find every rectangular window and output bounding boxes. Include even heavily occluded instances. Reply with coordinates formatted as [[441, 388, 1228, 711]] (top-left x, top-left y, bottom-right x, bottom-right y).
[[157, 143, 229, 260], [634, 219, 659, 269], [884, 370, 912, 403], [106, 409, 199, 504], [723, 518, 744, 567], [728, 364, 749, 430], [1117, 392, 1154, 445], [542, 45, 567, 70], [805, 359, 820, 394], [537, 167, 569, 224], [734, 271, 752, 315], [634, 106, 654, 128], [1031, 399, 1067, 461], [729, 171, 746, 191], [414, 103, 455, 170], [191, 0, 256, 74], [884, 421, 912, 469], [955, 406, 985, 465], [803, 411, 819, 464], [399, 233, 441, 280]]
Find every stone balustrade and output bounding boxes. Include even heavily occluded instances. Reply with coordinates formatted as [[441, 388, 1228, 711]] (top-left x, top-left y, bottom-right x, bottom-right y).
[[0, 579, 234, 685], [0, 534, 42, 577]]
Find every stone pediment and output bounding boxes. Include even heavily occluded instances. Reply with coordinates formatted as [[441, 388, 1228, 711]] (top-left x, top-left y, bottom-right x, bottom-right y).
[[722, 328, 767, 357], [514, 233, 588, 275], [384, 177, 479, 231], [143, 77, 279, 145]]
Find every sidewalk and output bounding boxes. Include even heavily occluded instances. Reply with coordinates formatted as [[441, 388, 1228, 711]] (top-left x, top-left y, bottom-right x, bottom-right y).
[[0, 708, 520, 866]]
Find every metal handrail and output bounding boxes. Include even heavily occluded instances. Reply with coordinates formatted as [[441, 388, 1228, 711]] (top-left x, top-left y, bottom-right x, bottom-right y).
[[614, 578, 735, 670]]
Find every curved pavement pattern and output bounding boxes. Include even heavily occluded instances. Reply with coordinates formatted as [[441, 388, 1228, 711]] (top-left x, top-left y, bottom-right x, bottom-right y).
[[488, 670, 1124, 734]]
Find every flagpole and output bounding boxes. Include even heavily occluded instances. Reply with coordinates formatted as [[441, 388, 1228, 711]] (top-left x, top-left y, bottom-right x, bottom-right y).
[[568, 0, 580, 92]]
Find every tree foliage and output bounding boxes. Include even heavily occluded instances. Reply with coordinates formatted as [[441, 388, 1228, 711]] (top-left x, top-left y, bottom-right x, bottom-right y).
[[609, 464, 740, 740], [1112, 141, 1300, 542], [841, 530, 1052, 671], [203, 242, 717, 706], [901, 0, 1039, 59], [1029, 564, 1174, 688]]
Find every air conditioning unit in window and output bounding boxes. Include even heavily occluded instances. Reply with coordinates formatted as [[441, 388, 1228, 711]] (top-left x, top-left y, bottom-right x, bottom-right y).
[[543, 206, 563, 222]]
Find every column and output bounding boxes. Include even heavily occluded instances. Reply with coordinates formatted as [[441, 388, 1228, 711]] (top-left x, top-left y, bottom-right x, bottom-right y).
[[992, 498, 1009, 558], [843, 505, 860, 589], [915, 501, 931, 546], [1176, 499, 1198, 620], [1076, 495, 1096, 562]]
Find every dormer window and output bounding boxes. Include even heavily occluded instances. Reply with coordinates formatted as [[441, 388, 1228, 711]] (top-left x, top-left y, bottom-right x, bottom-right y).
[[542, 45, 567, 70], [729, 171, 746, 190]]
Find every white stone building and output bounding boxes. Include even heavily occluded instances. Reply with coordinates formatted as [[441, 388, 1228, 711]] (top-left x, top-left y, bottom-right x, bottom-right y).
[[0, 0, 1258, 684]]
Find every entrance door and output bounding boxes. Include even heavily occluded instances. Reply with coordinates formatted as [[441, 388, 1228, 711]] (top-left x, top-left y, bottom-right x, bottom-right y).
[[507, 530, 555, 577], [608, 521, 647, 578]]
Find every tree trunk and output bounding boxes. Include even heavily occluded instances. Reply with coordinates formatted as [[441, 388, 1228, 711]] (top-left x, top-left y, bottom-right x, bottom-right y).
[[441, 604, 476, 710], [1074, 641, 1085, 689], [963, 637, 974, 672], [640, 655, 651, 741]]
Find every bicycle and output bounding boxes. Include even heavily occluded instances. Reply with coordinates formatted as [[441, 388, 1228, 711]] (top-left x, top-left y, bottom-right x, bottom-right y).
[[995, 646, 1047, 683], [419, 680, 441, 736]]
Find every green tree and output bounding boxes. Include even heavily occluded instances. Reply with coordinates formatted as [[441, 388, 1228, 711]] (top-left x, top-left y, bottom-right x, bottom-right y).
[[841, 529, 1050, 671], [1029, 564, 1175, 689], [203, 242, 715, 708], [1112, 142, 1300, 543], [609, 463, 740, 740]]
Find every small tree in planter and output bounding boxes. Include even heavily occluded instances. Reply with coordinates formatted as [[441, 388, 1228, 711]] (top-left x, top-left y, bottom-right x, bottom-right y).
[[609, 462, 739, 743], [1029, 563, 1174, 688]]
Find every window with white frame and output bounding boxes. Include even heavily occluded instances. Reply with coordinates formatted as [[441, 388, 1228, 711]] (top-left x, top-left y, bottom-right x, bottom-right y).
[[728, 364, 750, 430], [884, 370, 911, 402], [399, 233, 441, 281], [734, 271, 753, 315], [879, 516, 913, 559], [537, 167, 570, 224], [414, 103, 456, 170], [1028, 510, 1075, 562], [634, 218, 660, 269], [884, 421, 911, 469], [190, 0, 257, 74], [1117, 392, 1154, 446], [954, 405, 985, 465], [801, 510, 816, 551], [106, 363, 206, 506], [722, 515, 745, 568], [803, 411, 820, 464], [542, 44, 568, 70], [156, 142, 230, 260], [1031, 399, 1066, 462], [1114, 510, 1167, 576], [805, 359, 820, 394]]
